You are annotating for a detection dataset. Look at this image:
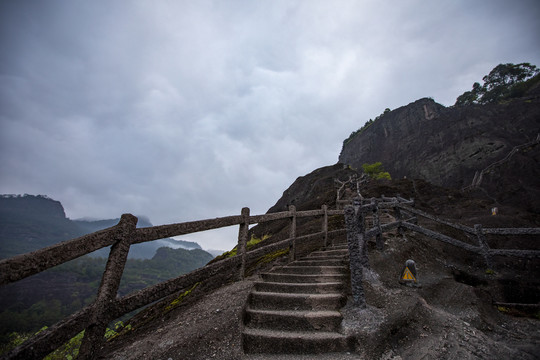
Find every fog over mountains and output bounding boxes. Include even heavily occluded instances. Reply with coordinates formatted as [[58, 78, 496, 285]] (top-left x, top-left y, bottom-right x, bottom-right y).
[[0, 194, 205, 260]]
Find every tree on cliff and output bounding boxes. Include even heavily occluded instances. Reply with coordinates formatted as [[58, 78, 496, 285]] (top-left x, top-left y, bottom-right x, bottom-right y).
[[455, 62, 539, 106], [362, 162, 391, 180]]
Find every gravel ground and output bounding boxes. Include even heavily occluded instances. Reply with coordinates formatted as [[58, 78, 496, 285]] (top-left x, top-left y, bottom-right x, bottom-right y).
[[101, 232, 540, 360]]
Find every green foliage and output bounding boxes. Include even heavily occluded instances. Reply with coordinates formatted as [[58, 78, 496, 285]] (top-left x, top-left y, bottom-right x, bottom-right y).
[[0, 321, 137, 360], [0, 248, 213, 345], [219, 234, 271, 258], [104, 321, 132, 341], [255, 248, 289, 267], [0, 331, 31, 355], [164, 282, 200, 312], [455, 63, 540, 106], [0, 321, 134, 358], [44, 328, 84, 360], [362, 162, 391, 180], [0, 195, 214, 351], [249, 234, 271, 246], [0, 326, 82, 359]]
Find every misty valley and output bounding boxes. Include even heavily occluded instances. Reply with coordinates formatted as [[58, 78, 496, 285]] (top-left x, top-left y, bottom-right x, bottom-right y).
[[0, 194, 214, 345]]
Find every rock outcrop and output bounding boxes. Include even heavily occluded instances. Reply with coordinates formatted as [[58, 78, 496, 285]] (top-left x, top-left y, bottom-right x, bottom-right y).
[[338, 96, 540, 192]]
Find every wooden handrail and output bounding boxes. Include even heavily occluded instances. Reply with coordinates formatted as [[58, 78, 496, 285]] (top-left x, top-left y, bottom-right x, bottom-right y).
[[1, 204, 340, 360], [344, 196, 540, 309], [0, 225, 120, 285], [397, 204, 476, 234], [3, 194, 539, 359], [0, 208, 330, 287]]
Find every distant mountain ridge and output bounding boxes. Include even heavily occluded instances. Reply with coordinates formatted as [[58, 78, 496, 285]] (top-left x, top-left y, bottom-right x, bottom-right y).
[[0, 194, 202, 259], [0, 194, 214, 344]]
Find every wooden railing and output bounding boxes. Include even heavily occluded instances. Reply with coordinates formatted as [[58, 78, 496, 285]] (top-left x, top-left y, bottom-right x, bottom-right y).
[[344, 196, 540, 308], [2, 196, 538, 358], [0, 205, 345, 360]]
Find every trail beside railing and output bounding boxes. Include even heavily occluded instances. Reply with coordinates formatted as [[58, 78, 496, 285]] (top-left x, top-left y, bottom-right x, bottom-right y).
[[1, 196, 539, 359], [343, 195, 540, 308], [0, 205, 343, 360]]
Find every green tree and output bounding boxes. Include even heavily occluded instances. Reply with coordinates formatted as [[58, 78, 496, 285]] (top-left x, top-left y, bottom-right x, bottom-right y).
[[455, 63, 539, 106], [362, 162, 391, 180], [455, 82, 482, 106]]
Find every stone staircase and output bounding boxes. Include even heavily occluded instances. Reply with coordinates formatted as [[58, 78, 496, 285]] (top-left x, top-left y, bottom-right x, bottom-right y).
[[242, 244, 353, 354]]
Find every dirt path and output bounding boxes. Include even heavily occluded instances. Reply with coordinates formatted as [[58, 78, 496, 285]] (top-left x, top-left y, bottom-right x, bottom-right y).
[[101, 233, 540, 360]]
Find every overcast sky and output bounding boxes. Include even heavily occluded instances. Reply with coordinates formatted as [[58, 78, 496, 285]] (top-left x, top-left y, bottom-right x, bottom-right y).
[[1, 1, 539, 250]]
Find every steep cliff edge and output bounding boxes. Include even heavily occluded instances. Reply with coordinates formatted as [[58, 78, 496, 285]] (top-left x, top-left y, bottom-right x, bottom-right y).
[[338, 95, 540, 194]]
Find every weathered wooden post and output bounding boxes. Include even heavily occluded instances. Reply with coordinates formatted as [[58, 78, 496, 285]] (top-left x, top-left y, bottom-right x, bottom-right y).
[[289, 205, 297, 261], [371, 198, 383, 250], [322, 205, 328, 249], [394, 203, 404, 238], [238, 207, 250, 280], [78, 214, 137, 360], [344, 205, 367, 308], [474, 224, 493, 270]]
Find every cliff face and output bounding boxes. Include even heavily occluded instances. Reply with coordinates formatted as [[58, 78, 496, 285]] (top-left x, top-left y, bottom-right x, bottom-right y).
[[0, 195, 81, 258], [0, 194, 67, 220], [339, 96, 540, 190]]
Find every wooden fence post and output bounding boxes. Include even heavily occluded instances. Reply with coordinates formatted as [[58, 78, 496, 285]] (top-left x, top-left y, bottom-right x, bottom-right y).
[[394, 204, 404, 238], [322, 205, 328, 248], [474, 224, 493, 270], [289, 205, 297, 262], [78, 214, 137, 360], [238, 207, 250, 280], [344, 205, 367, 308], [371, 198, 383, 250]]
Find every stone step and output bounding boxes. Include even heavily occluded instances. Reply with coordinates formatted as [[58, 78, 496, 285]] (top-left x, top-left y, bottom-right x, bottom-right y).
[[292, 258, 346, 266], [244, 309, 342, 332], [273, 265, 347, 275], [249, 291, 346, 311], [309, 249, 349, 258], [242, 328, 353, 354], [242, 241, 352, 355], [260, 272, 348, 284], [299, 256, 350, 263], [254, 281, 345, 294]]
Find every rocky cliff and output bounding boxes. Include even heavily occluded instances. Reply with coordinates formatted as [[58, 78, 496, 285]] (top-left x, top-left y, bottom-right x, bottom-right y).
[[338, 94, 540, 192]]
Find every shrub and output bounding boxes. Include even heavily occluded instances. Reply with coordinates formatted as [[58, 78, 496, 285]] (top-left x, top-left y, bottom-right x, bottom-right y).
[[362, 162, 391, 180]]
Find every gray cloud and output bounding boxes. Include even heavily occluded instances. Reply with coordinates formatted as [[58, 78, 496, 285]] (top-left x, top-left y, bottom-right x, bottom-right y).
[[1, 0, 539, 250]]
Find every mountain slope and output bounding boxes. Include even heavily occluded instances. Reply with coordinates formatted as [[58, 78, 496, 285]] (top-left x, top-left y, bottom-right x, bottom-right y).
[[0, 195, 82, 258], [0, 194, 202, 259], [339, 95, 540, 194], [99, 175, 539, 359]]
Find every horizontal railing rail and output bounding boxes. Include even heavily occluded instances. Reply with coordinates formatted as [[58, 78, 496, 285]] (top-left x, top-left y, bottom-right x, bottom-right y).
[[2, 194, 538, 359], [0, 204, 343, 360], [344, 196, 540, 308]]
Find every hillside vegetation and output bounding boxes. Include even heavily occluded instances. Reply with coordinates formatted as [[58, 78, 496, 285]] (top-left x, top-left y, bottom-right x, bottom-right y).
[[0, 195, 213, 346]]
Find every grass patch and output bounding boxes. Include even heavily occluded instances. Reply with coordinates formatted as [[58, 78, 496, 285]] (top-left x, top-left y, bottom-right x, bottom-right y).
[[164, 282, 200, 313], [1, 321, 133, 359], [256, 248, 289, 266], [219, 234, 272, 259]]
